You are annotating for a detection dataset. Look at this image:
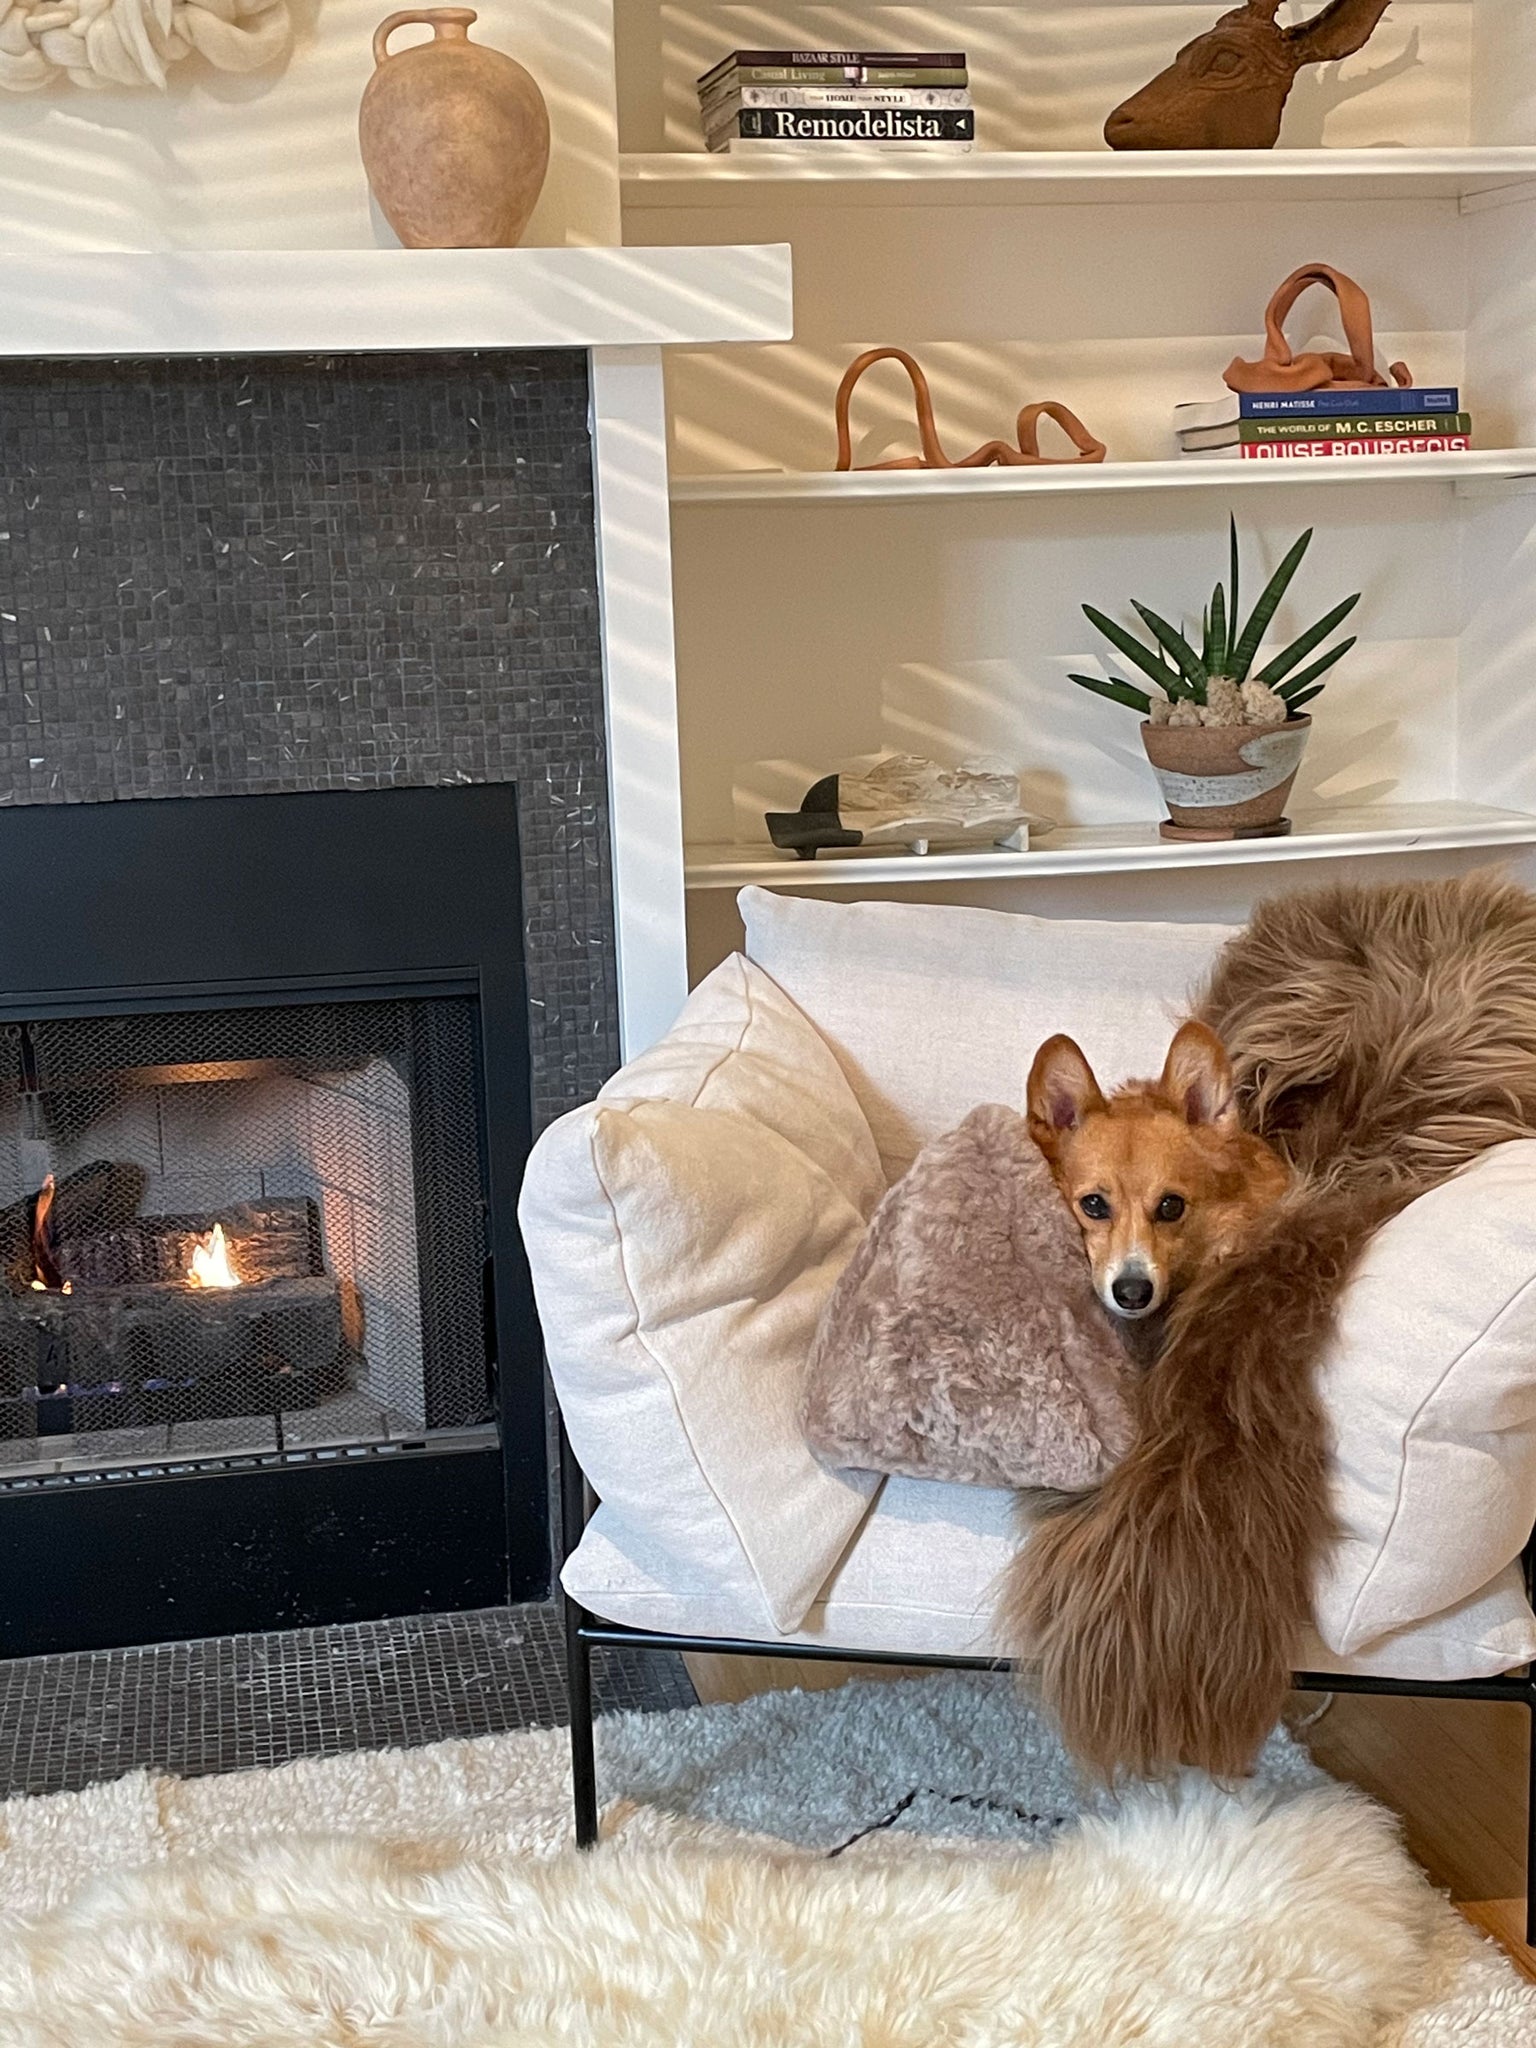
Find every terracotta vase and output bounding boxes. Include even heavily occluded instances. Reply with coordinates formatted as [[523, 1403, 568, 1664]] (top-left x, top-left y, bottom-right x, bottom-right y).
[[359, 8, 550, 249], [1140, 716, 1311, 842]]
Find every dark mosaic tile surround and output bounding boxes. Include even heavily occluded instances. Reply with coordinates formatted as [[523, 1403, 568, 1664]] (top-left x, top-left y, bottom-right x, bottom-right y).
[[0, 1605, 696, 1800], [0, 348, 618, 1126]]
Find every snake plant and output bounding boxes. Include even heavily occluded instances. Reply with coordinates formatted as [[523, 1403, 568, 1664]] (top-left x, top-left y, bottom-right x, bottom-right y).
[[1069, 517, 1359, 723]]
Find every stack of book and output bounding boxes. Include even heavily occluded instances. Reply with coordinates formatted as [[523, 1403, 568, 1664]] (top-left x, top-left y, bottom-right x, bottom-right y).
[[1174, 387, 1472, 461], [697, 49, 973, 154]]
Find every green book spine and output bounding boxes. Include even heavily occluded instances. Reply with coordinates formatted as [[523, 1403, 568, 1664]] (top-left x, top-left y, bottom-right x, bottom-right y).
[[1241, 412, 1470, 440]]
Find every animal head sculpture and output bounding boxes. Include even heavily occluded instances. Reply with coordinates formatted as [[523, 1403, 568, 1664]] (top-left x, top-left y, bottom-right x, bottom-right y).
[[1104, 0, 1393, 151]]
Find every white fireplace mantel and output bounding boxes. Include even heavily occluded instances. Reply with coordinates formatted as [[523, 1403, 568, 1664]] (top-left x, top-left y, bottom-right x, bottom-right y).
[[0, 245, 791, 357]]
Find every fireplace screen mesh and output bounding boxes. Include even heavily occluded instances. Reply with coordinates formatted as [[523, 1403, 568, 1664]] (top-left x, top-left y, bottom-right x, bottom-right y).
[[0, 996, 490, 1476]]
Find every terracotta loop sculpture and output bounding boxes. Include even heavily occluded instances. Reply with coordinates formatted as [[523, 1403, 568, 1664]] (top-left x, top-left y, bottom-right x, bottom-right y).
[[1105, 0, 1392, 152], [359, 7, 550, 249], [1224, 264, 1411, 395], [834, 349, 1106, 471]]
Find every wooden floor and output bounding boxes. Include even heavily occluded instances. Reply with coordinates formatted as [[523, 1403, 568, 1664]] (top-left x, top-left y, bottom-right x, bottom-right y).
[[685, 1655, 1536, 1979]]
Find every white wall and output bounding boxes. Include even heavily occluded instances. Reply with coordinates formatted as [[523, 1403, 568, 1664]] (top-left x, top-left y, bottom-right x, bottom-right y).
[[639, 195, 1471, 475], [0, 0, 621, 250]]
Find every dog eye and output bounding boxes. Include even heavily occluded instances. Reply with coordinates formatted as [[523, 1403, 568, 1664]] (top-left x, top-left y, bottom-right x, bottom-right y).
[[1155, 1193, 1187, 1223], [1079, 1193, 1111, 1220]]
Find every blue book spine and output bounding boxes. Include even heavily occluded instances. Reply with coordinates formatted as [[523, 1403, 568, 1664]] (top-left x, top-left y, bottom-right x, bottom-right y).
[[1240, 388, 1459, 417]]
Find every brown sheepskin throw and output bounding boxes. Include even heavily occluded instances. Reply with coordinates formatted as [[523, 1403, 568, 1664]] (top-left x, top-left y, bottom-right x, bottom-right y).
[[801, 1104, 1139, 1493], [1005, 872, 1536, 1780]]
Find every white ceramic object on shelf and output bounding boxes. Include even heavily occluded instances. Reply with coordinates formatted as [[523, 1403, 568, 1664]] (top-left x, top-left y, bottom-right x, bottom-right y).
[[765, 754, 1041, 860], [0, 0, 290, 91]]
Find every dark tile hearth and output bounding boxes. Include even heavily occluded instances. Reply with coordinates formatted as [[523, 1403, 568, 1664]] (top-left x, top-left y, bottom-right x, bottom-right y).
[[0, 1605, 695, 1800]]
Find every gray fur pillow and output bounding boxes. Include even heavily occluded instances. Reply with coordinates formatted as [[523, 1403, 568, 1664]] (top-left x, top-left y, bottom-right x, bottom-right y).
[[801, 1103, 1140, 1493]]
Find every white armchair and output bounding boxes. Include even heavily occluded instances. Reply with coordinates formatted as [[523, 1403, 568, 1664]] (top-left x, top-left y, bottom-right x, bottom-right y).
[[520, 885, 1536, 1867]]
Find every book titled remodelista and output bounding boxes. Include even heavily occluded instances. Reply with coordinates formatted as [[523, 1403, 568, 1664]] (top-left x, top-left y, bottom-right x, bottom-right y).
[[729, 105, 975, 142]]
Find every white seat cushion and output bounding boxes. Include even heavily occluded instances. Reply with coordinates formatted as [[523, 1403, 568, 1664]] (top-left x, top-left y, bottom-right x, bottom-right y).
[[564, 1480, 1536, 1684], [519, 956, 884, 1636], [740, 886, 1236, 1178], [1316, 1138, 1536, 1655]]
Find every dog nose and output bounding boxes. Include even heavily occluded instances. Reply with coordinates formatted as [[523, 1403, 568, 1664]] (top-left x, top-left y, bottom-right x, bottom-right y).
[[1112, 1273, 1155, 1312]]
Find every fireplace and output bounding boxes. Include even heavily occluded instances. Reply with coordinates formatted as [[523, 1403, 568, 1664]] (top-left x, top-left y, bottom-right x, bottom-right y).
[[0, 784, 544, 1657], [2, 992, 486, 1450], [0, 343, 617, 1657]]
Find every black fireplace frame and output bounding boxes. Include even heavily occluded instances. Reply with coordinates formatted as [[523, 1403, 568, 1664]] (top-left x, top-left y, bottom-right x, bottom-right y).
[[0, 782, 545, 1658]]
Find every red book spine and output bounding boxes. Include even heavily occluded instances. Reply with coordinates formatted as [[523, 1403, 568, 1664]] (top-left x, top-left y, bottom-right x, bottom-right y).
[[1238, 435, 1472, 458]]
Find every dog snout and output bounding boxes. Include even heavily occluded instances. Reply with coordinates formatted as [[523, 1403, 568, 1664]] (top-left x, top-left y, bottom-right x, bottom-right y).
[[1110, 1271, 1156, 1314]]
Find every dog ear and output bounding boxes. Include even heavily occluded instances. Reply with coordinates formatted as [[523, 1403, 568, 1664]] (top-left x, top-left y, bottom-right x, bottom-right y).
[[1158, 1020, 1238, 1131], [1027, 1035, 1106, 1161]]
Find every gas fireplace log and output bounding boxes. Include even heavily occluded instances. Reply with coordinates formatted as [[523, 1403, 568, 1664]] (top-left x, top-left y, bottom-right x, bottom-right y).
[[0, 1160, 147, 1292], [57, 1195, 321, 1291], [0, 1274, 350, 1429]]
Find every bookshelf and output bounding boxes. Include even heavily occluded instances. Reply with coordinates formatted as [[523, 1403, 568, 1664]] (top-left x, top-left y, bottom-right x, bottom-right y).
[[621, 146, 1536, 211], [671, 451, 1536, 502], [684, 802, 1536, 890], [612, 0, 1536, 970]]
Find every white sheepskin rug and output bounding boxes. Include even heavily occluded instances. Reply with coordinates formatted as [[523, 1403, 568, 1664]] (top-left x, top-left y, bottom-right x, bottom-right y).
[[0, 1677, 1530, 2046]]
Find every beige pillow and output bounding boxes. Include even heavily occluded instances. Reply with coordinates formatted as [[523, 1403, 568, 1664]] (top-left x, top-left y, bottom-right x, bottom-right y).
[[520, 956, 884, 1634], [804, 1105, 1138, 1494]]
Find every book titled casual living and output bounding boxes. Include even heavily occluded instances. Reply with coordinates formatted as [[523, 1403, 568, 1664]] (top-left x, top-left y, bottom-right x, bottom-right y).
[[699, 49, 967, 90]]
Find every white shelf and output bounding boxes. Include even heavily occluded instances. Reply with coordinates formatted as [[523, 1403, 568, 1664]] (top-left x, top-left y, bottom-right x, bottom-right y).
[[684, 804, 1536, 891], [672, 451, 1536, 504], [622, 147, 1536, 213], [0, 247, 795, 358]]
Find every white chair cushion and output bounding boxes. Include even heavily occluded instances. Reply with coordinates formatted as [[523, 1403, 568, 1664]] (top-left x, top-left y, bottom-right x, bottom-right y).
[[563, 1481, 1536, 1684], [1316, 1139, 1536, 1656], [740, 886, 1236, 1177], [519, 956, 884, 1636]]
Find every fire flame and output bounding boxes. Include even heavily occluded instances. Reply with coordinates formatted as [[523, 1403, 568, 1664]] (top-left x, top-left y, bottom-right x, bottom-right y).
[[29, 1174, 70, 1293], [188, 1223, 241, 1290]]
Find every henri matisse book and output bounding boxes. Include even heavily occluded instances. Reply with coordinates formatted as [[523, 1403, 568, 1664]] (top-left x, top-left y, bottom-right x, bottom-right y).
[[1240, 388, 1459, 417]]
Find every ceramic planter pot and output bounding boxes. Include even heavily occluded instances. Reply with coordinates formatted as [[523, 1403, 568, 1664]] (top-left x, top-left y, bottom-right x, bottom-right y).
[[1140, 715, 1311, 841], [359, 8, 550, 249]]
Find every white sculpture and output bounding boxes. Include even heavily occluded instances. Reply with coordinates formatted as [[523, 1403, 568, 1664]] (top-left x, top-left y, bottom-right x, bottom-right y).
[[766, 753, 1043, 860], [0, 0, 290, 90]]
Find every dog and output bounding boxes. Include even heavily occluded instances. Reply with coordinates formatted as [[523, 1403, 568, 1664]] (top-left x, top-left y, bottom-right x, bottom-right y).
[[1008, 873, 1536, 1782], [1026, 1019, 1290, 1325]]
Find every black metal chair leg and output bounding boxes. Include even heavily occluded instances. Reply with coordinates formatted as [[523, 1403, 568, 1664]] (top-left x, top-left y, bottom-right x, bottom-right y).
[[564, 1592, 599, 1847], [1525, 1687, 1536, 1949]]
